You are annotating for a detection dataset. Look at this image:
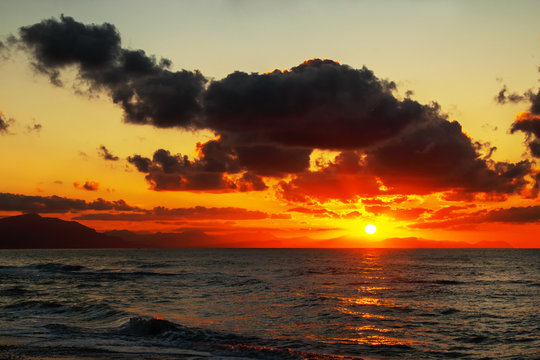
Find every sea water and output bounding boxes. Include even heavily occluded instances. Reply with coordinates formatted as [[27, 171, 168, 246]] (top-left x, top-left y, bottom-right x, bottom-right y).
[[0, 249, 538, 359]]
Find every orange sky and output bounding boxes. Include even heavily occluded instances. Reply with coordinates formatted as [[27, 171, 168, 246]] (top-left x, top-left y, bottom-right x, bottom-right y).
[[0, 5, 539, 248]]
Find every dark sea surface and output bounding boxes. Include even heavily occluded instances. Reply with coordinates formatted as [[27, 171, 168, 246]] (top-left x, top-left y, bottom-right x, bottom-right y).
[[0, 249, 538, 359]]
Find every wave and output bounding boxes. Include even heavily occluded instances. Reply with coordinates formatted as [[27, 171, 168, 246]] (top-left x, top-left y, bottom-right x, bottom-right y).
[[118, 316, 360, 359], [0, 262, 182, 281], [0, 286, 32, 296], [0, 262, 86, 274], [390, 278, 465, 285], [4, 299, 67, 311], [2, 299, 126, 321], [35, 263, 86, 272]]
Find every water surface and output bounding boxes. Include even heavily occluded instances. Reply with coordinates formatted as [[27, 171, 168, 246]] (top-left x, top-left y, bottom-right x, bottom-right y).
[[0, 249, 538, 359]]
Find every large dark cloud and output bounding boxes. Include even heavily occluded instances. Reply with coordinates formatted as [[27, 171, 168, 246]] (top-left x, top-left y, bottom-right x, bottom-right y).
[[124, 58, 437, 186], [234, 145, 311, 176], [366, 120, 533, 195], [0, 193, 141, 213], [18, 15, 206, 128], [279, 121, 533, 202], [14, 16, 538, 197], [204, 59, 431, 150]]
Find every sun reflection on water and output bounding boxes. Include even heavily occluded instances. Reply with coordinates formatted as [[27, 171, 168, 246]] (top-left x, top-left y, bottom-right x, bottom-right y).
[[332, 334, 415, 346]]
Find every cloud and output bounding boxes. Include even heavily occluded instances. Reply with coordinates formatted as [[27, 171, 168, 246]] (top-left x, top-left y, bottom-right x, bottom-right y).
[[279, 134, 532, 203], [483, 205, 540, 223], [530, 89, 540, 114], [0, 111, 14, 134], [366, 120, 533, 196], [0, 40, 6, 59], [361, 196, 408, 205], [98, 145, 119, 161], [494, 85, 528, 104], [510, 112, 540, 157], [234, 145, 311, 176], [123, 59, 442, 188], [497, 67, 540, 157], [0, 192, 278, 222], [0, 192, 141, 213], [73, 206, 272, 221], [410, 205, 540, 229], [127, 154, 151, 172], [18, 15, 206, 128], [74, 181, 99, 191], [0, 36, 15, 61], [427, 205, 476, 221], [364, 205, 430, 221], [127, 148, 237, 192], [278, 151, 382, 202], [529, 171, 540, 198], [127, 144, 266, 192], [286, 206, 339, 218], [26, 123, 42, 133], [203, 59, 430, 150]]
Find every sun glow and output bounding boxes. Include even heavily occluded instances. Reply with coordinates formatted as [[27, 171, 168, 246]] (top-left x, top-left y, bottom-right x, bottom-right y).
[[365, 224, 377, 235]]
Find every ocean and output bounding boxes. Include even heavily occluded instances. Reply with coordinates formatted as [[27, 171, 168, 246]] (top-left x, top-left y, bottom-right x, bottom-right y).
[[0, 249, 538, 359]]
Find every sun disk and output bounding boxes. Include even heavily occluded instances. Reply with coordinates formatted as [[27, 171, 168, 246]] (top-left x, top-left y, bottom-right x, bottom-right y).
[[365, 224, 377, 235]]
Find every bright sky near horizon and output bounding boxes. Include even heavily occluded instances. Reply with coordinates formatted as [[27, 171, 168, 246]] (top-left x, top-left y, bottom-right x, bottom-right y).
[[0, 0, 539, 247]]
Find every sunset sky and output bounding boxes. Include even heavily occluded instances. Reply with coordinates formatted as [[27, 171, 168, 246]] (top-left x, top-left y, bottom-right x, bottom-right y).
[[0, 0, 539, 247]]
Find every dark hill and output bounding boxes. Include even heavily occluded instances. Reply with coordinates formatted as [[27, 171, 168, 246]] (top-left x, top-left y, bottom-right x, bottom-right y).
[[0, 213, 131, 248]]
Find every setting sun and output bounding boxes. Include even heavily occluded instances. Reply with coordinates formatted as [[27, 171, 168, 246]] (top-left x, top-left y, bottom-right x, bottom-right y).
[[365, 224, 377, 235], [0, 3, 539, 360]]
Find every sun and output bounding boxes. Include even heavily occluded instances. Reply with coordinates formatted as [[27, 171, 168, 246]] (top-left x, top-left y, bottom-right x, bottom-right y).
[[364, 224, 377, 235]]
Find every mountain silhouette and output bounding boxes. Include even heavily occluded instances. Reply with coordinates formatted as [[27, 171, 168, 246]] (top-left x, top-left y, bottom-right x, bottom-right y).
[[0, 213, 128, 248]]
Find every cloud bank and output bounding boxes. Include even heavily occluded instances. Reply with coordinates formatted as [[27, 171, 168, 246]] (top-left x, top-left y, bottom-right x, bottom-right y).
[[0, 192, 278, 221]]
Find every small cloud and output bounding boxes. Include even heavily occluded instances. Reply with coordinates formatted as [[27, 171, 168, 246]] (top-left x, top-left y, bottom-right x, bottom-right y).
[[98, 145, 119, 161], [0, 37, 14, 61], [26, 123, 42, 133], [481, 123, 498, 132], [0, 111, 15, 134], [0, 41, 6, 61], [53, 180, 63, 185], [495, 85, 527, 104], [74, 181, 99, 191]]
